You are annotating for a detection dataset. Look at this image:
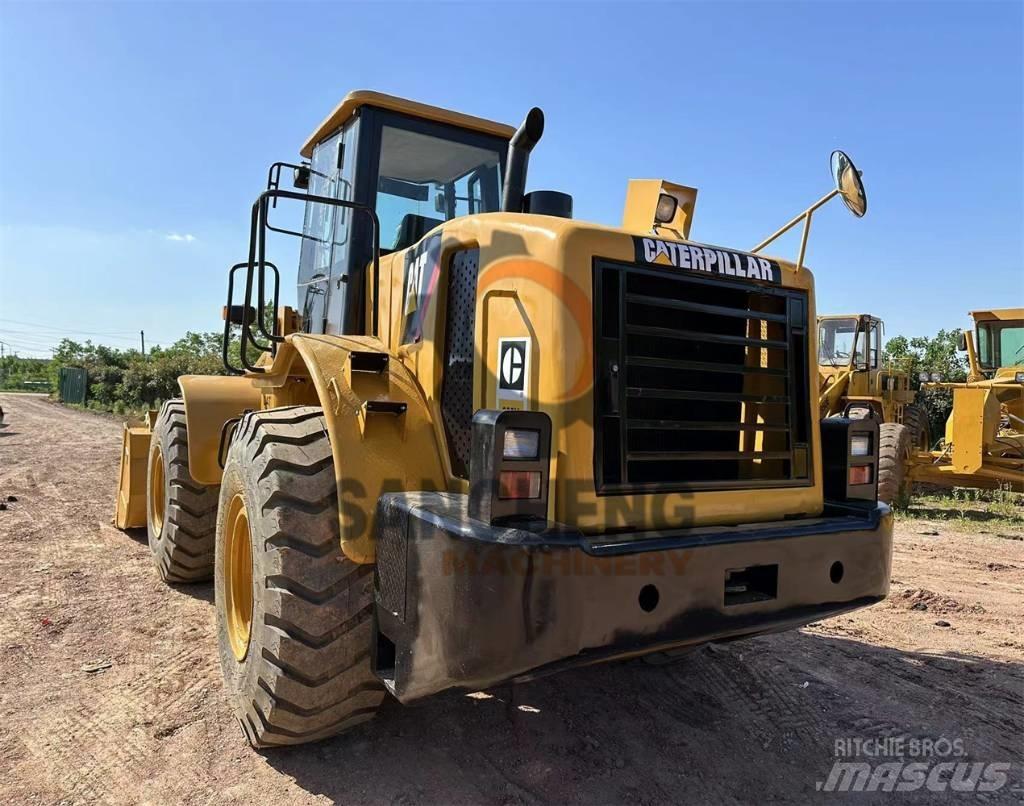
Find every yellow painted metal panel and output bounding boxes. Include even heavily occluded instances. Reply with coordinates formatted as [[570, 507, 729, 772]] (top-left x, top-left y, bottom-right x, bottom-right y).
[[179, 375, 263, 485], [375, 213, 823, 532], [285, 334, 448, 564], [114, 425, 151, 529], [950, 387, 999, 474]]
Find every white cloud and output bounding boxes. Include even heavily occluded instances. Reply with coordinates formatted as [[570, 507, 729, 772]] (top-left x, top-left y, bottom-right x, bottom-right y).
[[165, 232, 197, 243]]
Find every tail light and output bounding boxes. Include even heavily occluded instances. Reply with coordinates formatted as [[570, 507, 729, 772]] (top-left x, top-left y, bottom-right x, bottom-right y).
[[469, 410, 551, 524], [820, 417, 879, 502], [848, 465, 873, 485], [498, 471, 542, 499]]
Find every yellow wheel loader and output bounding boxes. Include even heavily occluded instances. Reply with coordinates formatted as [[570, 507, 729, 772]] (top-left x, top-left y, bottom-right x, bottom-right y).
[[909, 308, 1023, 492], [114, 91, 894, 747], [817, 314, 928, 503]]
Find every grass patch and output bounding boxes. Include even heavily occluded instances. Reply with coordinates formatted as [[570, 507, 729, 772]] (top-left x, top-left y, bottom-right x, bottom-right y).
[[898, 485, 1024, 534]]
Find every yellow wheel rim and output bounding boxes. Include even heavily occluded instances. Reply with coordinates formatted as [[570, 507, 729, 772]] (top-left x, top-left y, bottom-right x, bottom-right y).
[[224, 493, 254, 661], [148, 445, 166, 535]]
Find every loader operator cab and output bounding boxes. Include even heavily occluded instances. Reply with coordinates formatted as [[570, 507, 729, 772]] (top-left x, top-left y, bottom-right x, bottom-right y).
[[818, 315, 880, 372], [292, 94, 511, 336], [973, 312, 1024, 375], [816, 313, 916, 429]]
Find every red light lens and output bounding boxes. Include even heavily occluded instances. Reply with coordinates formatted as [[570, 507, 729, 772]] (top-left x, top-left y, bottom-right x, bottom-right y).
[[849, 465, 873, 485], [498, 470, 541, 499]]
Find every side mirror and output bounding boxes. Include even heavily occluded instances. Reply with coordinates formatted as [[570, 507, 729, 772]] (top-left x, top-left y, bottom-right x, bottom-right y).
[[752, 150, 867, 270], [434, 192, 446, 214], [293, 165, 310, 190], [830, 151, 867, 218], [956, 332, 968, 352]]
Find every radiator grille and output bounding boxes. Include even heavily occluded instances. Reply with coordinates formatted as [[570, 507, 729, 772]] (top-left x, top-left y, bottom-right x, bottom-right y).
[[593, 260, 811, 493]]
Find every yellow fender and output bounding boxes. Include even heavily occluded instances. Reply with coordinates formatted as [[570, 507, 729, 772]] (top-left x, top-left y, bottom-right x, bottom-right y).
[[273, 334, 448, 564], [178, 375, 263, 485]]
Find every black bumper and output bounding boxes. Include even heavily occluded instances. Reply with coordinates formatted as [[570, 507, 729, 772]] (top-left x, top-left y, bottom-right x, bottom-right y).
[[372, 493, 892, 703]]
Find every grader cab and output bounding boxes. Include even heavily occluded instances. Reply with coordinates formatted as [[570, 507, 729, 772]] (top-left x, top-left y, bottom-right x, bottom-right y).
[[817, 313, 928, 503], [910, 308, 1024, 492], [114, 91, 894, 747]]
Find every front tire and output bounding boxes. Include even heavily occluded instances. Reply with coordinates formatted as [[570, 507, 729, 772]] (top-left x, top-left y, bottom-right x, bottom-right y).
[[147, 399, 219, 583], [215, 406, 385, 748]]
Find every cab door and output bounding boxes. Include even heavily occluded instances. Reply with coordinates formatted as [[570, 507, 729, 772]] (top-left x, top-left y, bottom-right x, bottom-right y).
[[297, 120, 359, 334]]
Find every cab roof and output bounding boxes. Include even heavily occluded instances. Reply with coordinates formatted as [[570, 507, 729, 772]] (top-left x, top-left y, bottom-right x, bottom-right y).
[[970, 308, 1024, 322], [818, 313, 881, 323], [300, 90, 516, 158]]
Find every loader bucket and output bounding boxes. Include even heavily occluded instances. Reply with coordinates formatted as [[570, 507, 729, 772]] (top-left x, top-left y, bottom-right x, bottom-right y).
[[114, 421, 153, 529]]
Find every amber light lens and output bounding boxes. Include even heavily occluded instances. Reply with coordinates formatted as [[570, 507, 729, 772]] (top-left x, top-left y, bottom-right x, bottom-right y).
[[849, 465, 873, 485], [498, 470, 541, 499]]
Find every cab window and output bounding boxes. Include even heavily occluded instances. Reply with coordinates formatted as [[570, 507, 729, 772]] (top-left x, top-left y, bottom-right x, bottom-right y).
[[375, 126, 502, 251], [977, 320, 1024, 369], [818, 318, 858, 367]]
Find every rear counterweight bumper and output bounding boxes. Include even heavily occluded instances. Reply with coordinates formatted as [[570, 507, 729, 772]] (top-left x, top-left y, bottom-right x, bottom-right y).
[[372, 493, 892, 703]]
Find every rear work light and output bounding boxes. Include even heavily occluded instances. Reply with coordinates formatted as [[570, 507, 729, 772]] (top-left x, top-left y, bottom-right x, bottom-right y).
[[502, 428, 541, 460], [850, 434, 872, 457]]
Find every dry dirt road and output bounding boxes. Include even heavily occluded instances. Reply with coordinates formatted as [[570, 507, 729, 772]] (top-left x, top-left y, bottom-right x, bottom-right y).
[[0, 392, 1021, 805]]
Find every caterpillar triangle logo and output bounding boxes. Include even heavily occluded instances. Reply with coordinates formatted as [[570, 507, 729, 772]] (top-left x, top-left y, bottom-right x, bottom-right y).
[[497, 338, 530, 401]]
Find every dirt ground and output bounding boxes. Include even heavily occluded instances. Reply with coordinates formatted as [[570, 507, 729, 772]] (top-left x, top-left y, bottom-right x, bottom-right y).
[[0, 392, 1021, 805]]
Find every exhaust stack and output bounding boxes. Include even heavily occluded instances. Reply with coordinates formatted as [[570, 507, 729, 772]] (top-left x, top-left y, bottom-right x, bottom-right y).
[[502, 107, 544, 213]]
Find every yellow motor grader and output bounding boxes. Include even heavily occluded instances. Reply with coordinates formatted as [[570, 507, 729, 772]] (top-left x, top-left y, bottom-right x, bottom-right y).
[[908, 308, 1023, 492], [114, 91, 893, 747], [817, 314, 928, 503]]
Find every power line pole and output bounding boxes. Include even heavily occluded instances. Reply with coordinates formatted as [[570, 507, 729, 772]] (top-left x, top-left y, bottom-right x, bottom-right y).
[[140, 330, 146, 357]]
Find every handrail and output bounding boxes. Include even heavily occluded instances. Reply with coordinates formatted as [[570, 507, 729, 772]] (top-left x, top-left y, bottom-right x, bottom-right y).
[[222, 261, 277, 375], [223, 186, 382, 375], [248, 188, 382, 340]]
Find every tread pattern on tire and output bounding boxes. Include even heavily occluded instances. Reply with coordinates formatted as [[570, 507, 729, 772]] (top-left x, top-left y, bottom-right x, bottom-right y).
[[877, 422, 911, 506], [148, 399, 218, 583], [217, 406, 385, 748], [902, 404, 929, 451]]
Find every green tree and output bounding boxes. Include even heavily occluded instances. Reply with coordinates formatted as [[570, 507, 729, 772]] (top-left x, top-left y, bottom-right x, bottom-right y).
[[48, 329, 243, 413], [884, 329, 968, 440], [0, 355, 52, 391]]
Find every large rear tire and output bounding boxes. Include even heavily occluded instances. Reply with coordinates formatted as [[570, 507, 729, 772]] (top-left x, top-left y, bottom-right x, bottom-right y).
[[147, 399, 219, 583], [903, 404, 930, 451], [215, 406, 386, 748], [877, 422, 912, 506]]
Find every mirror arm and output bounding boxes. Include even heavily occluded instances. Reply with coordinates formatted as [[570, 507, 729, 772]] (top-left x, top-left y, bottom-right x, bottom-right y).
[[751, 188, 840, 270]]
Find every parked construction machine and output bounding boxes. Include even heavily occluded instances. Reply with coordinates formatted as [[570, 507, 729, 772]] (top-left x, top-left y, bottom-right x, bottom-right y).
[[817, 314, 928, 503], [908, 308, 1023, 492], [114, 91, 893, 747]]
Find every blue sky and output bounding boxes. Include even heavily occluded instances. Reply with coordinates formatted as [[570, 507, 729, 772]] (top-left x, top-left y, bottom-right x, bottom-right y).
[[1, 1, 1021, 357]]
